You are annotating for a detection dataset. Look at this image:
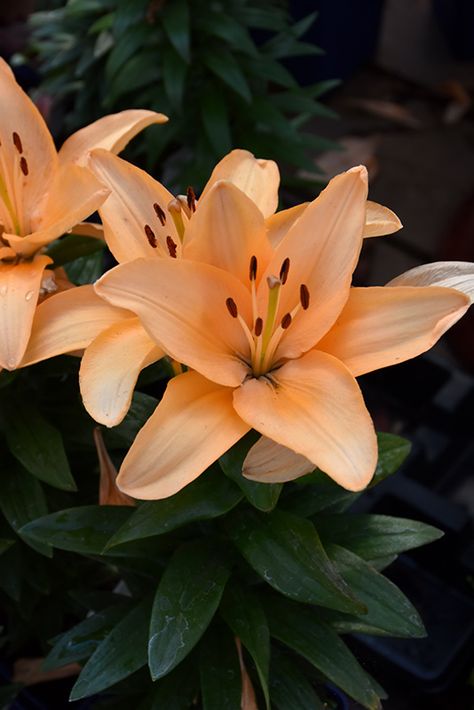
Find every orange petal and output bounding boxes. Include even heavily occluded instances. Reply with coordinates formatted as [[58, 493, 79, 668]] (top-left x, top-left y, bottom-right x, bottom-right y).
[[96, 258, 252, 387], [200, 149, 280, 218], [20, 285, 133, 367], [243, 436, 315, 483], [6, 165, 109, 258], [93, 428, 135, 506], [266, 202, 308, 249], [0, 62, 58, 234], [363, 200, 402, 237], [69, 221, 104, 239], [58, 109, 168, 167], [0, 254, 51, 369], [89, 149, 177, 263], [184, 180, 272, 285], [235, 638, 259, 710], [80, 317, 163, 426], [117, 371, 249, 499], [233, 349, 377, 491], [387, 261, 474, 303], [260, 166, 368, 361], [317, 285, 470, 377]]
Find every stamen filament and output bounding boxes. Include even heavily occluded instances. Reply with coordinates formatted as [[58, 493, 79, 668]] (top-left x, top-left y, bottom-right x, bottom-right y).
[[259, 276, 282, 370], [168, 198, 186, 242]]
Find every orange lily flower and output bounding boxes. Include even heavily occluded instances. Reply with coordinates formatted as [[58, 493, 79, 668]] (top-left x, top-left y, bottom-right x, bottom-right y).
[[94, 165, 470, 499], [0, 57, 167, 370]]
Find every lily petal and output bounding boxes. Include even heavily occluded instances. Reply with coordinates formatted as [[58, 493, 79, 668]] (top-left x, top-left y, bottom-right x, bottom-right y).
[[117, 371, 249, 499], [0, 254, 51, 369], [184, 180, 272, 285], [317, 285, 470, 376], [200, 149, 280, 218], [261, 166, 368, 360], [266, 203, 308, 249], [363, 200, 403, 237], [243, 436, 315, 482], [96, 258, 252, 387], [20, 285, 132, 367], [58, 109, 168, 167], [6, 165, 109, 258], [89, 149, 177, 262], [233, 349, 377, 491], [387, 261, 474, 303], [93, 428, 135, 506], [80, 318, 164, 427], [69, 221, 104, 239]]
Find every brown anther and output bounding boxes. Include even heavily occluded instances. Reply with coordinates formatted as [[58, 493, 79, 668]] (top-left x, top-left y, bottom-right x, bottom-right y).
[[12, 132, 23, 153], [300, 284, 310, 310], [186, 186, 196, 213], [166, 235, 178, 258], [254, 317, 263, 336], [144, 224, 157, 248], [153, 202, 166, 225], [279, 257, 290, 285], [249, 255, 257, 281], [281, 313, 292, 329], [226, 297, 238, 318], [19, 157, 28, 176]]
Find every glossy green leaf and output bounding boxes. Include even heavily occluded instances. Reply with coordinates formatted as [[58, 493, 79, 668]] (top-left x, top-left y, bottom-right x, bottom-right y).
[[44, 603, 131, 670], [199, 622, 241, 710], [203, 48, 251, 103], [70, 597, 152, 700], [270, 649, 325, 710], [161, 0, 190, 62], [315, 513, 443, 560], [46, 233, 104, 267], [163, 45, 188, 110], [201, 89, 232, 156], [370, 432, 412, 486], [267, 596, 384, 709], [220, 583, 270, 709], [323, 545, 425, 637], [0, 466, 50, 556], [219, 432, 282, 512], [104, 392, 158, 449], [106, 466, 242, 548], [21, 506, 132, 554], [149, 540, 230, 680], [3, 401, 76, 491], [65, 249, 104, 285], [226, 509, 365, 614]]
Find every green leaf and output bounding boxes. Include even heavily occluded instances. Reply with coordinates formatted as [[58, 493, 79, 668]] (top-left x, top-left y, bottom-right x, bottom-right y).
[[46, 233, 104, 267], [106, 50, 161, 106], [270, 649, 326, 710], [106, 466, 242, 548], [219, 432, 282, 512], [270, 92, 337, 119], [161, 0, 190, 63], [162, 44, 188, 111], [226, 509, 365, 614], [44, 603, 131, 671], [104, 392, 158, 449], [220, 583, 270, 709], [203, 48, 252, 103], [201, 89, 232, 156], [148, 540, 230, 680], [70, 597, 152, 700], [105, 24, 151, 81], [0, 466, 50, 556], [322, 545, 425, 637], [371, 432, 411, 486], [203, 13, 257, 56], [2, 401, 76, 491], [146, 657, 197, 709], [199, 621, 241, 710], [244, 56, 296, 88], [65, 249, 104, 285], [314, 513, 443, 560], [267, 596, 384, 710], [21, 505, 132, 554]]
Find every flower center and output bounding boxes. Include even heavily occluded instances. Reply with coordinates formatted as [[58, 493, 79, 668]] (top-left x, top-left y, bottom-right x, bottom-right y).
[[167, 186, 196, 243], [225, 255, 310, 377], [0, 131, 29, 236]]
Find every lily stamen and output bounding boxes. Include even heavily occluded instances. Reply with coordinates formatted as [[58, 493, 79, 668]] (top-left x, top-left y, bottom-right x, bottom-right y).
[[168, 198, 185, 242], [225, 296, 256, 360], [144, 224, 157, 248], [153, 202, 166, 226], [279, 257, 290, 284], [186, 186, 196, 213]]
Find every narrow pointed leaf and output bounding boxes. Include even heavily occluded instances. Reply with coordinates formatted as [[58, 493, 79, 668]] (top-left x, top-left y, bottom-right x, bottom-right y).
[[149, 540, 230, 680], [0, 466, 50, 556], [203, 49, 252, 102], [199, 622, 241, 710], [161, 0, 190, 62], [270, 649, 326, 710]]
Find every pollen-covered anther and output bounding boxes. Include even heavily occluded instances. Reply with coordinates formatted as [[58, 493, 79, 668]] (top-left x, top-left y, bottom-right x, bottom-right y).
[[249, 255, 257, 281], [12, 132, 23, 154], [300, 284, 310, 310], [279, 257, 290, 285], [19, 157, 28, 176], [186, 186, 196, 213], [144, 224, 157, 248], [153, 202, 166, 226], [226, 297, 238, 318], [254, 317, 263, 336], [166, 235, 178, 258], [281, 313, 292, 329]]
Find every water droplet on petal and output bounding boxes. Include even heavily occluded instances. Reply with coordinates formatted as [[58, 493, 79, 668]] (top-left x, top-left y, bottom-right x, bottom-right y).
[[0, 285, 7, 296], [25, 290, 34, 301]]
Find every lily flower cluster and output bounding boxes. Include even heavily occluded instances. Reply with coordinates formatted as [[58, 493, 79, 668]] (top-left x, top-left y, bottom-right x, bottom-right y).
[[2, 59, 473, 502]]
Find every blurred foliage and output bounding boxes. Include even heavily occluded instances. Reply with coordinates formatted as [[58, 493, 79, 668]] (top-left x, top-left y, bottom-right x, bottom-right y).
[[29, 0, 339, 191]]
